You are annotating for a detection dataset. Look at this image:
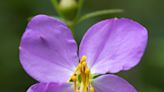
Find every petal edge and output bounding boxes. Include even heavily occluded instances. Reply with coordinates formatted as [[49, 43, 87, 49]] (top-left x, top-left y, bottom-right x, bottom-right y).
[[92, 74, 137, 92], [27, 82, 73, 92]]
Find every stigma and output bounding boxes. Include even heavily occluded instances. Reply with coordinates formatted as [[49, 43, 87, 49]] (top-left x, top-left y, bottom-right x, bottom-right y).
[[68, 56, 94, 92]]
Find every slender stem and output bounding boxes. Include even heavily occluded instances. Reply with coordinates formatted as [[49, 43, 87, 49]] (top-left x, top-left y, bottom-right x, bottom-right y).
[[69, 23, 75, 36], [74, 0, 84, 24], [68, 0, 84, 36], [78, 9, 123, 23], [51, 0, 64, 18]]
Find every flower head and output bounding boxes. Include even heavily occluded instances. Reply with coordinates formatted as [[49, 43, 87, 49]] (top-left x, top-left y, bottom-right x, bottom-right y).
[[19, 15, 148, 92]]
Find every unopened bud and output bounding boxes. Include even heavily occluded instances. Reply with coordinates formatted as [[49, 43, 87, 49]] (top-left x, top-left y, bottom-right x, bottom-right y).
[[58, 0, 78, 20]]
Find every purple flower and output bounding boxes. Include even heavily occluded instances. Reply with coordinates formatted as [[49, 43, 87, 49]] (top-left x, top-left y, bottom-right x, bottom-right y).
[[19, 15, 148, 92]]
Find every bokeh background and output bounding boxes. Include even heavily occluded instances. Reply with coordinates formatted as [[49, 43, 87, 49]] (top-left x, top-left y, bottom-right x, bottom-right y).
[[0, 0, 164, 92]]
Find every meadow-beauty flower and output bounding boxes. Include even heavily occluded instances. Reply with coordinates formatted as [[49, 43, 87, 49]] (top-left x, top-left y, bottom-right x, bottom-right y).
[[19, 15, 148, 92]]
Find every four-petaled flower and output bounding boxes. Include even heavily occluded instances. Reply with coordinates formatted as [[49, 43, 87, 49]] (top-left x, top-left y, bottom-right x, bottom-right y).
[[19, 15, 148, 92]]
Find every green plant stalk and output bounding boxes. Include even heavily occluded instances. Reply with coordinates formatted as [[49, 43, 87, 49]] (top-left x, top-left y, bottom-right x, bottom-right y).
[[70, 0, 84, 35], [51, 0, 64, 19], [78, 9, 124, 23]]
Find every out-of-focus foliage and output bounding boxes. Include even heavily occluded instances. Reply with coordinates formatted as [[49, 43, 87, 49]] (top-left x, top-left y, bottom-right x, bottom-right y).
[[0, 0, 164, 92]]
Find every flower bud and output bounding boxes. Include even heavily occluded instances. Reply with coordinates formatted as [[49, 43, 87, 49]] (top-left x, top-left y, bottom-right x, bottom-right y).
[[58, 0, 78, 20]]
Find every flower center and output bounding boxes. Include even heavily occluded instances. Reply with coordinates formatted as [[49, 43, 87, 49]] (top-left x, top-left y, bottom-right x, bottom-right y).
[[68, 56, 94, 92]]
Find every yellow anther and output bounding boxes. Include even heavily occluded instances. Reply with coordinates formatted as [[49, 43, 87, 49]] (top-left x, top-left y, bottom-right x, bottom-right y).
[[82, 62, 87, 67], [71, 75, 77, 81], [81, 56, 87, 62], [90, 86, 95, 92], [85, 68, 90, 74]]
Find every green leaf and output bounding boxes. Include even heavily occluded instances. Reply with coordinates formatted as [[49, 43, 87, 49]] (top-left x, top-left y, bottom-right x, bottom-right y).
[[78, 9, 124, 23]]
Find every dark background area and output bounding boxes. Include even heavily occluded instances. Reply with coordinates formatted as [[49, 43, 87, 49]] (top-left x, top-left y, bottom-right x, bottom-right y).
[[0, 0, 164, 92]]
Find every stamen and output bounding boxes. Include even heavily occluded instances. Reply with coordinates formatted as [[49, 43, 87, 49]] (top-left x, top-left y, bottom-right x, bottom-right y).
[[83, 85, 87, 92], [68, 55, 94, 92], [81, 71, 85, 84], [71, 75, 77, 92], [85, 68, 90, 74], [85, 68, 90, 87], [90, 85, 94, 92], [71, 74, 77, 81], [81, 56, 87, 62], [82, 62, 87, 67], [74, 81, 77, 92], [82, 62, 87, 72]]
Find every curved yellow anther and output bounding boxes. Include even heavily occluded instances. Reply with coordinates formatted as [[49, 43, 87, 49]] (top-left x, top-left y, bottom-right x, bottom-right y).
[[85, 68, 90, 74], [71, 75, 77, 81], [90, 86, 94, 92], [82, 62, 87, 67], [81, 56, 87, 62]]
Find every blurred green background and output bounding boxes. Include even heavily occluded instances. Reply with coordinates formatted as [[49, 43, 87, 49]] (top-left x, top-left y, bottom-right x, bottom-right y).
[[0, 0, 164, 92]]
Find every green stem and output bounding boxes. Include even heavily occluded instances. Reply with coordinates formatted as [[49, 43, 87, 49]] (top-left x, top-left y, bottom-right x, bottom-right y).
[[74, 0, 84, 24], [69, 0, 84, 36], [51, 0, 64, 18], [69, 23, 75, 36], [78, 9, 123, 23]]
